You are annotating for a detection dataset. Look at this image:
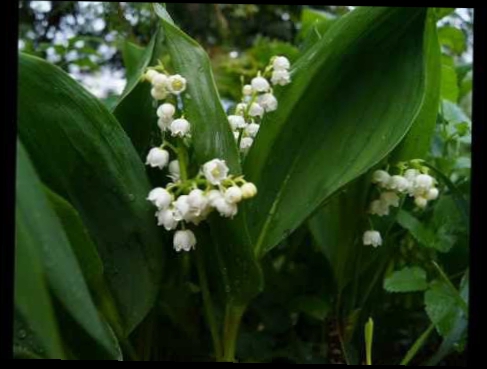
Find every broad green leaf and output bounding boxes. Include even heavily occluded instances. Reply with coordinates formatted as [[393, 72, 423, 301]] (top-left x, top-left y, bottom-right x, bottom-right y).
[[18, 53, 164, 334], [16, 141, 118, 359], [424, 271, 468, 365], [245, 7, 430, 257], [424, 275, 468, 338], [155, 4, 263, 307], [308, 177, 370, 291], [391, 9, 441, 161], [16, 146, 65, 359], [383, 266, 428, 293], [396, 210, 439, 250], [297, 8, 337, 50], [44, 188, 125, 337], [113, 28, 164, 159], [438, 26, 466, 55]]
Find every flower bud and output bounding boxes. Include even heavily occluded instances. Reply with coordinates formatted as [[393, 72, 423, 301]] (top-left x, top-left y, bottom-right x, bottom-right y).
[[157, 103, 176, 118], [242, 84, 253, 96], [241, 182, 257, 199], [272, 56, 291, 71], [271, 69, 291, 86], [228, 115, 246, 130], [224, 186, 243, 204], [156, 208, 178, 230], [258, 93, 278, 112]]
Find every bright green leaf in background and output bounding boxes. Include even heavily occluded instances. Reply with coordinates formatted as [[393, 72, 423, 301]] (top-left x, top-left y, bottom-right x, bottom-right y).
[[384, 267, 428, 293]]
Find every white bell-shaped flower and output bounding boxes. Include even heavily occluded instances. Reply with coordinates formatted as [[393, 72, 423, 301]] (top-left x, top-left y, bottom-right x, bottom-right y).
[[372, 170, 390, 187], [369, 199, 390, 217], [272, 56, 290, 71], [151, 87, 168, 100], [173, 229, 196, 252], [242, 84, 253, 96], [388, 175, 410, 193], [241, 182, 257, 199], [224, 186, 243, 204], [158, 116, 172, 131], [235, 103, 247, 116], [380, 191, 400, 207], [170, 118, 191, 137], [404, 168, 420, 181], [167, 74, 187, 95], [249, 102, 264, 118], [425, 187, 439, 200], [271, 69, 291, 86], [187, 189, 209, 215], [240, 137, 253, 153], [413, 174, 434, 191], [146, 148, 169, 169], [202, 159, 229, 185], [156, 208, 178, 230], [414, 196, 428, 209], [157, 103, 176, 118], [363, 230, 382, 247], [173, 195, 191, 221], [147, 187, 172, 209], [258, 93, 278, 112], [207, 189, 224, 207], [251, 76, 270, 92], [145, 69, 158, 83], [213, 197, 238, 218], [228, 115, 246, 130], [152, 73, 168, 88], [245, 123, 260, 138]]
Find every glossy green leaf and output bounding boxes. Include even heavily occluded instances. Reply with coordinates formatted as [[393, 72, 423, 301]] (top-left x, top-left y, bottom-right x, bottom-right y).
[[16, 144, 65, 360], [396, 210, 439, 250], [424, 275, 468, 338], [245, 7, 430, 257], [308, 177, 370, 291], [44, 188, 125, 337], [18, 53, 164, 334], [155, 4, 263, 307], [384, 266, 428, 293], [16, 141, 119, 359], [391, 10, 441, 161]]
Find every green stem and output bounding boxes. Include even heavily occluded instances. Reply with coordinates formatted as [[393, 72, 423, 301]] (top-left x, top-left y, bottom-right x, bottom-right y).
[[176, 138, 189, 181], [399, 324, 435, 365], [220, 305, 245, 362], [195, 247, 223, 360], [364, 318, 374, 365]]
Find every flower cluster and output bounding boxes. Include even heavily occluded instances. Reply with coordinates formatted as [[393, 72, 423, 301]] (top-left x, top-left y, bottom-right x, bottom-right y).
[[143, 66, 257, 252], [228, 56, 292, 154], [146, 159, 257, 252], [144, 69, 187, 100], [363, 160, 440, 248]]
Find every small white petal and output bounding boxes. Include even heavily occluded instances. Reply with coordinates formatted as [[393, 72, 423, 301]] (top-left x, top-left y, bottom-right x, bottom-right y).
[[167, 74, 187, 95], [363, 230, 382, 247]]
